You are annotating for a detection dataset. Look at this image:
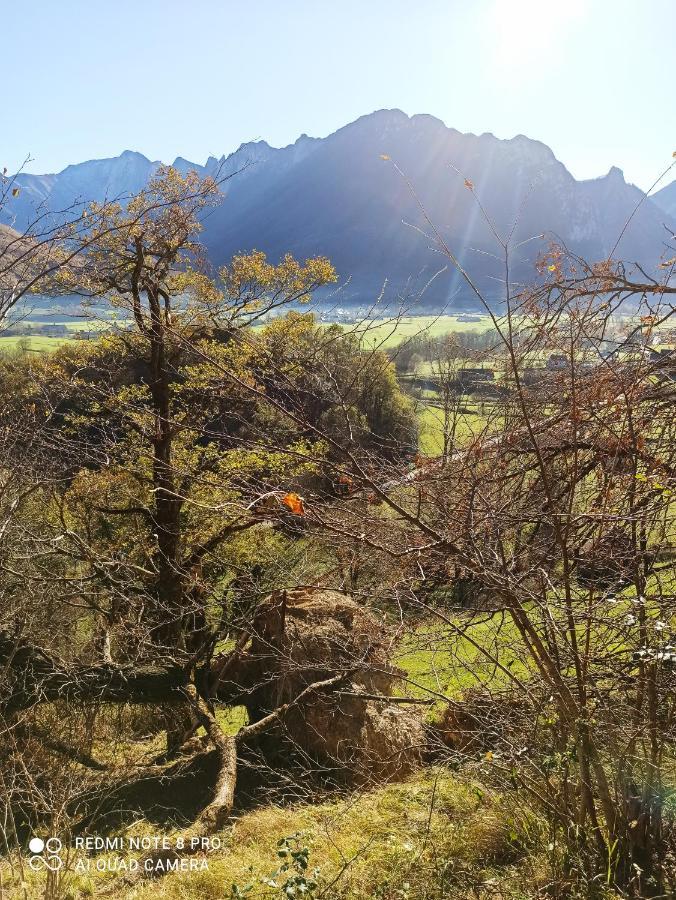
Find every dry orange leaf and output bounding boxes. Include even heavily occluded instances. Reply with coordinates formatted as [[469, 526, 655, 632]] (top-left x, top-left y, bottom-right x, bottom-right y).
[[464, 178, 474, 190], [281, 492, 305, 516]]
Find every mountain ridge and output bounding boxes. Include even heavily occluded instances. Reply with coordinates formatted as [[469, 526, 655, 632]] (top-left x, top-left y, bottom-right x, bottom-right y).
[[3, 110, 675, 308]]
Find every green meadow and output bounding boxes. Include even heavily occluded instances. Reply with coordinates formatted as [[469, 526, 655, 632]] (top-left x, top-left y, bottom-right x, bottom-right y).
[[358, 314, 493, 348], [0, 335, 70, 352]]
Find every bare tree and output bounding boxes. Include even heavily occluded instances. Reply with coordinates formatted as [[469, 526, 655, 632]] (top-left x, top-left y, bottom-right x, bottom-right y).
[[311, 161, 676, 895]]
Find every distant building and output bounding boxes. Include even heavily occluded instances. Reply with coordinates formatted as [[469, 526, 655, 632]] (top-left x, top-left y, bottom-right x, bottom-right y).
[[522, 367, 545, 385], [650, 348, 676, 380], [40, 324, 68, 337], [458, 368, 494, 383], [546, 354, 568, 371]]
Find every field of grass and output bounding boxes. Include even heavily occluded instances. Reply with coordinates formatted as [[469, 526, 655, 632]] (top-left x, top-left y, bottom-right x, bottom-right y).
[[417, 404, 479, 455], [1, 312, 487, 357], [0, 335, 70, 353], [416, 400, 500, 455], [358, 314, 493, 348], [0, 316, 129, 354], [396, 616, 529, 708], [4, 768, 540, 900]]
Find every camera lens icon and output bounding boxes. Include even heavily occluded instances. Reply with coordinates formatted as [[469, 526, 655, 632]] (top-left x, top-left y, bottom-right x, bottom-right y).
[[28, 836, 63, 872]]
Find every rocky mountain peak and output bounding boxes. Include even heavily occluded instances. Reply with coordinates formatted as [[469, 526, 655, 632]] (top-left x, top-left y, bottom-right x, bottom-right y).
[[3, 113, 674, 307]]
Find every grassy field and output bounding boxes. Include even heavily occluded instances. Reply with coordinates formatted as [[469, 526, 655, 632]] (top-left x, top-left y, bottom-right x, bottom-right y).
[[0, 612, 541, 899], [4, 768, 539, 900], [358, 314, 493, 348], [0, 312, 488, 356], [396, 616, 529, 707], [0, 335, 71, 353], [416, 402, 496, 455], [0, 318, 128, 353]]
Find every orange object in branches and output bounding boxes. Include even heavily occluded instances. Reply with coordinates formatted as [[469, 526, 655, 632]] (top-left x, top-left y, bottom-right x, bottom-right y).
[[281, 492, 305, 516], [337, 474, 355, 495]]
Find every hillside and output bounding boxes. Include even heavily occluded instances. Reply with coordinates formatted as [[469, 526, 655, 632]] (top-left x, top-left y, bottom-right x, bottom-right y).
[[653, 178, 676, 219]]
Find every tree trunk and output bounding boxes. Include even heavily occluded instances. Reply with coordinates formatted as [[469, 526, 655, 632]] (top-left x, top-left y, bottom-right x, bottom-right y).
[[0, 629, 191, 711], [189, 688, 238, 831]]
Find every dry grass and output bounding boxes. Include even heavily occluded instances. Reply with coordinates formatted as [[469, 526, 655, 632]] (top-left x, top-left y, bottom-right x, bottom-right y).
[[1, 768, 547, 899]]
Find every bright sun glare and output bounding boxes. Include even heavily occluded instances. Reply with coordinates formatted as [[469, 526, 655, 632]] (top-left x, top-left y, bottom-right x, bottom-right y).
[[489, 0, 586, 77]]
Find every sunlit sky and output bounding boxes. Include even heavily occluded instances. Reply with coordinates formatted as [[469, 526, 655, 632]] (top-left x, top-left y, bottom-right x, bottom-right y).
[[4, 0, 674, 190]]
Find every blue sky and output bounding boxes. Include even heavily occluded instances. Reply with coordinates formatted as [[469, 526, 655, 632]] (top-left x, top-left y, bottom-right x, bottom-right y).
[[4, 0, 674, 190]]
